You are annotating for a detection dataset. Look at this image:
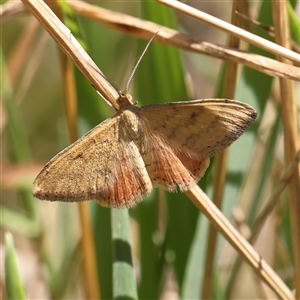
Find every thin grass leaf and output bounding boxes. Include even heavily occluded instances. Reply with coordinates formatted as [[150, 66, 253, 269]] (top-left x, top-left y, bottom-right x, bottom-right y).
[[0, 206, 40, 238], [5, 232, 27, 300], [288, 1, 300, 45], [60, 0, 88, 50], [1, 49, 31, 163], [132, 191, 162, 299], [91, 203, 113, 299], [111, 208, 138, 300], [182, 215, 209, 299], [213, 270, 225, 299]]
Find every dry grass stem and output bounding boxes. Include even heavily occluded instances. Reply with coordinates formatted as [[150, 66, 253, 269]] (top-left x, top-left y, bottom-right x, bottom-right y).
[[13, 31, 48, 107], [67, 0, 300, 82], [158, 0, 300, 64], [7, 0, 300, 81], [58, 49, 78, 143], [3, 0, 300, 81], [272, 1, 300, 297], [6, 18, 39, 85], [78, 202, 101, 299], [21, 0, 120, 110], [186, 185, 294, 300], [237, 11, 300, 55]]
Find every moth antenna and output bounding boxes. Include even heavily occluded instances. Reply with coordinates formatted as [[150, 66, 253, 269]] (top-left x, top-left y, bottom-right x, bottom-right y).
[[125, 32, 159, 93]]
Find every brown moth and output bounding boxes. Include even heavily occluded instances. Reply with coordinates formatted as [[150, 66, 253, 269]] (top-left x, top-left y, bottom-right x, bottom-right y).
[[33, 37, 257, 208]]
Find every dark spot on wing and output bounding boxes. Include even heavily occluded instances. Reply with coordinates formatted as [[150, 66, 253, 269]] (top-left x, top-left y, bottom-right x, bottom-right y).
[[73, 153, 84, 160]]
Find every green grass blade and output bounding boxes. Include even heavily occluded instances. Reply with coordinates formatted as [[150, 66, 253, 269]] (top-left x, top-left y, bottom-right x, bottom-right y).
[[111, 208, 138, 300], [0, 206, 40, 238], [92, 203, 113, 299], [182, 215, 208, 299], [5, 232, 27, 300], [1, 48, 31, 163], [133, 192, 162, 299]]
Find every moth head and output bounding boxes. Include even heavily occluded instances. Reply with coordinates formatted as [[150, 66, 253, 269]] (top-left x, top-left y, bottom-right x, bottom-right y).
[[118, 92, 135, 108]]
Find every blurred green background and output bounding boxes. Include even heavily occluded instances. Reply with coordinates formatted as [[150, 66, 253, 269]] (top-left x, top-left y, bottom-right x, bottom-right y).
[[1, 0, 299, 299]]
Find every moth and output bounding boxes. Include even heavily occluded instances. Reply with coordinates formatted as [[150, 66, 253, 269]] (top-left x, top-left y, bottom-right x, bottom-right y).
[[33, 36, 257, 208]]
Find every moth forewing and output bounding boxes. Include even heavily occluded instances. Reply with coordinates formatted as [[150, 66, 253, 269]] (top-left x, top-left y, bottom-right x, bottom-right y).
[[32, 116, 121, 202], [138, 99, 257, 159]]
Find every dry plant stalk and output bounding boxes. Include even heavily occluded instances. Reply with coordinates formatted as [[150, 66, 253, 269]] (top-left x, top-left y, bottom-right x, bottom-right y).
[[186, 186, 294, 299], [158, 0, 300, 64], [3, 0, 300, 80], [66, 0, 300, 81], [272, 1, 300, 297]]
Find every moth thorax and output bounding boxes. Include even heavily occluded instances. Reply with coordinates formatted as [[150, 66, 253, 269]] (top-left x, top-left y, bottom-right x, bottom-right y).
[[121, 109, 140, 140]]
